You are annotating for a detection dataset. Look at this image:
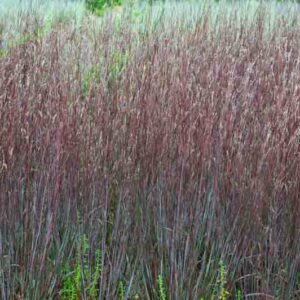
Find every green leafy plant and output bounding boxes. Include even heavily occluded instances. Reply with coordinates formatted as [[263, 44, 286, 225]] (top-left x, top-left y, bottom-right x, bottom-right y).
[[61, 264, 77, 300], [61, 234, 102, 299], [85, 0, 123, 16], [88, 249, 102, 298], [157, 274, 167, 300], [119, 280, 125, 300], [218, 260, 230, 300], [236, 289, 243, 300]]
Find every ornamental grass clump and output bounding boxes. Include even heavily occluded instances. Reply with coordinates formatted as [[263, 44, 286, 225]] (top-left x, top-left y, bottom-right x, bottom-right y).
[[1, 1, 300, 299]]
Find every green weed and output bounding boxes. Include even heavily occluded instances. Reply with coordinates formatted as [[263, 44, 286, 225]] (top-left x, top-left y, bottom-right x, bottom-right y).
[[157, 274, 167, 300], [88, 249, 102, 298], [218, 260, 230, 300], [236, 289, 243, 300], [118, 280, 125, 300], [60, 234, 102, 299]]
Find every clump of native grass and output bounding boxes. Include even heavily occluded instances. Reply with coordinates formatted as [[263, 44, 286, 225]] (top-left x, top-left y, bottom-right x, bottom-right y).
[[1, 0, 300, 299]]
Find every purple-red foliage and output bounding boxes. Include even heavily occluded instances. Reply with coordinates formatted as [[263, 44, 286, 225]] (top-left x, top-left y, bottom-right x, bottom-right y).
[[1, 10, 300, 299]]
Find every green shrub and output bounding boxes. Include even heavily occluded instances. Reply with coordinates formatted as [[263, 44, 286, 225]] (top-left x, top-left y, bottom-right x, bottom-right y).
[[85, 0, 123, 15]]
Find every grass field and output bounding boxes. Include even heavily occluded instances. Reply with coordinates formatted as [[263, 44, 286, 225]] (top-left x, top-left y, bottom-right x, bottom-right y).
[[1, 0, 300, 299]]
